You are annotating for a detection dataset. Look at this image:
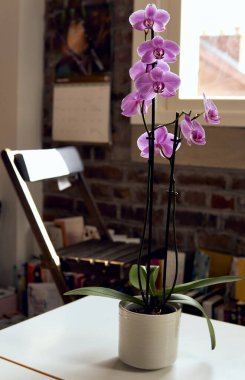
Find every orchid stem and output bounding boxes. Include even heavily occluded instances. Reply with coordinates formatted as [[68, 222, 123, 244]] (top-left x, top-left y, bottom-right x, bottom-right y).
[[162, 113, 179, 307], [164, 177, 179, 303], [145, 28, 155, 308]]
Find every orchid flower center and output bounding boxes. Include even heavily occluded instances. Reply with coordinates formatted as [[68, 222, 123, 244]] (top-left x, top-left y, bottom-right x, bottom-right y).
[[153, 48, 164, 59], [144, 18, 154, 29], [208, 109, 219, 120], [153, 81, 164, 93], [192, 130, 202, 141]]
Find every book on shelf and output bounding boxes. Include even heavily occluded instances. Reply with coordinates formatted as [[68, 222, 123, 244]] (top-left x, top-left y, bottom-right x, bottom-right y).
[[45, 222, 64, 249], [27, 258, 42, 283], [214, 303, 225, 321], [233, 257, 245, 302], [27, 282, 63, 317], [199, 248, 233, 277], [236, 301, 245, 326], [151, 251, 186, 289], [54, 216, 85, 246], [202, 294, 224, 319], [192, 250, 210, 281]]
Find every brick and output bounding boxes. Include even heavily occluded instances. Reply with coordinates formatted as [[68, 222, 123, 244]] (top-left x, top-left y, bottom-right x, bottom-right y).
[[91, 183, 113, 199], [236, 237, 245, 255], [113, 187, 131, 200], [237, 196, 245, 212], [127, 168, 148, 184], [197, 232, 236, 253], [182, 191, 206, 207], [94, 147, 107, 160], [121, 206, 145, 221], [78, 146, 92, 160], [153, 209, 164, 224], [175, 210, 217, 228], [231, 178, 245, 190], [76, 200, 89, 217], [177, 173, 226, 189], [98, 202, 117, 219], [224, 216, 245, 234], [84, 165, 124, 181], [153, 170, 169, 184], [211, 194, 235, 209], [134, 188, 159, 204], [44, 195, 73, 211]]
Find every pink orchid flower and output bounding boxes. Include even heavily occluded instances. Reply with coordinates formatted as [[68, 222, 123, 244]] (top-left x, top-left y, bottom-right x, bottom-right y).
[[203, 93, 221, 124], [129, 61, 147, 81], [129, 3, 170, 32], [137, 126, 180, 158], [137, 36, 180, 64], [180, 115, 206, 146], [135, 61, 181, 101], [121, 90, 151, 117]]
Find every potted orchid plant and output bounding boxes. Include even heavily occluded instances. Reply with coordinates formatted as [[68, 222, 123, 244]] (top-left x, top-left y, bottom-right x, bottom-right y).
[[65, 3, 244, 370]]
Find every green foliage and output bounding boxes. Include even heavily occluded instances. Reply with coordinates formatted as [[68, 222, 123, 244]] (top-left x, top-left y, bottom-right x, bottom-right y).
[[129, 264, 159, 295], [169, 294, 216, 350], [65, 264, 245, 351], [64, 286, 144, 306]]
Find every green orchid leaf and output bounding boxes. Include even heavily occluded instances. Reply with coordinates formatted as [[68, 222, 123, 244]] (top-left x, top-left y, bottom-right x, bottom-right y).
[[166, 275, 245, 295], [129, 264, 159, 296], [64, 286, 144, 306], [169, 293, 216, 350]]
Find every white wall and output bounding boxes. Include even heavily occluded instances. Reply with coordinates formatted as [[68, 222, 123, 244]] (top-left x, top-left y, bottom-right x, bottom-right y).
[[0, 0, 45, 286]]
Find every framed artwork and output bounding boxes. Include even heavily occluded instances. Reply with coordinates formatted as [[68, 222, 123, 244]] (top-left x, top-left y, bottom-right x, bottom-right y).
[[53, 0, 112, 82], [52, 0, 112, 144]]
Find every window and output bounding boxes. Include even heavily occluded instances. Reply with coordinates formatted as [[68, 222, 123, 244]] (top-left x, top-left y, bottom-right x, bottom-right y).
[[132, 0, 245, 127], [131, 0, 245, 169]]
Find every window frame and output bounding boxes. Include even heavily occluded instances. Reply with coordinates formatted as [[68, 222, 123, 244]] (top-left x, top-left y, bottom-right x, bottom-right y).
[[130, 0, 245, 169]]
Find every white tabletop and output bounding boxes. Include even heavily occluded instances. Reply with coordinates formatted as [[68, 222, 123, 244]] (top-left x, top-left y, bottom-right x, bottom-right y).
[[0, 296, 244, 379]]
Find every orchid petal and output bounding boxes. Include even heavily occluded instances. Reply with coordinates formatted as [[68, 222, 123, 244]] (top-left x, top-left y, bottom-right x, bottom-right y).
[[135, 73, 156, 100], [163, 40, 180, 55], [157, 61, 170, 72], [130, 61, 147, 81], [149, 67, 166, 82], [153, 9, 170, 32], [203, 93, 221, 124], [137, 40, 152, 57], [155, 126, 168, 145], [141, 50, 156, 64], [163, 71, 181, 90], [152, 36, 165, 48], [137, 131, 149, 151], [140, 147, 150, 158], [145, 4, 157, 18], [129, 10, 145, 30], [121, 91, 141, 117], [180, 116, 192, 144], [160, 133, 174, 158]]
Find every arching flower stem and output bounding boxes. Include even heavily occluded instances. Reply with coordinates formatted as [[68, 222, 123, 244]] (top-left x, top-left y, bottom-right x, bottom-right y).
[[161, 113, 180, 307]]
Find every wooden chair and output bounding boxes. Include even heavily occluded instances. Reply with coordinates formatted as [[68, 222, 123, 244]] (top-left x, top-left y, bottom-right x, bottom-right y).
[[1, 147, 143, 303]]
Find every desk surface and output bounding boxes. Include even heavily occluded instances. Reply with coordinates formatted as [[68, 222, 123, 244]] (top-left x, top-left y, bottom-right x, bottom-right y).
[[0, 296, 244, 379]]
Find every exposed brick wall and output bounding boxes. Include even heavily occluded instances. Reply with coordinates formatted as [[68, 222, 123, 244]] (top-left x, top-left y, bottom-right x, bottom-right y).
[[43, 0, 245, 256]]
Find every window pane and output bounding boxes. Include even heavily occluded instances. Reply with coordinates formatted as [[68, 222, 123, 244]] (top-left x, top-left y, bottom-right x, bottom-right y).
[[179, 0, 245, 99]]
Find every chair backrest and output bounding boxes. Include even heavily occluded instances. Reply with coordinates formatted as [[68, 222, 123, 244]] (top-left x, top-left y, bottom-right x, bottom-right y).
[[1, 146, 111, 303]]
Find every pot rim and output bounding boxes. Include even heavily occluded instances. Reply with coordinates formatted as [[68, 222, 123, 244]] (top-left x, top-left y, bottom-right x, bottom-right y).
[[119, 300, 182, 318]]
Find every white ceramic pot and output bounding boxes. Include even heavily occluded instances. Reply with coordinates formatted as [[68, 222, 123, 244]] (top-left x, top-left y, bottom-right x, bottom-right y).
[[119, 301, 181, 370]]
